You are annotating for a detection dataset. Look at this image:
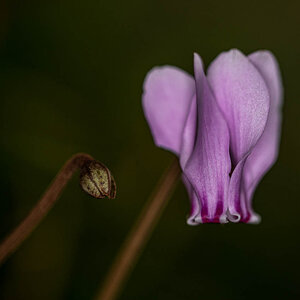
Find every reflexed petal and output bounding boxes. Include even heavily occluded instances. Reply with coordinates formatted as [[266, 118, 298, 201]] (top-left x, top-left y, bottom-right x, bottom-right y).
[[207, 49, 270, 163], [226, 157, 248, 222], [142, 66, 195, 155], [180, 95, 197, 169], [183, 54, 231, 223], [240, 51, 283, 221], [207, 49, 270, 222], [180, 96, 201, 224], [182, 175, 201, 226]]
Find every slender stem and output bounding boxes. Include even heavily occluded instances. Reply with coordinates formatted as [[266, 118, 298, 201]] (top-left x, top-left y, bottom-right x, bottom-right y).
[[0, 153, 93, 266], [95, 158, 181, 300]]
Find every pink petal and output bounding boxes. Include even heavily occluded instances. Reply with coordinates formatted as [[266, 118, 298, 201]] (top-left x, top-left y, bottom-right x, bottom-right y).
[[183, 54, 231, 224], [142, 66, 195, 155], [180, 98, 202, 224], [240, 51, 283, 222], [182, 175, 201, 226], [207, 49, 270, 222], [180, 95, 197, 169]]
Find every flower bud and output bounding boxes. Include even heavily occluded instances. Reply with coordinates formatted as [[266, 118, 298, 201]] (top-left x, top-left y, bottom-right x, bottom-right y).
[[80, 160, 116, 199]]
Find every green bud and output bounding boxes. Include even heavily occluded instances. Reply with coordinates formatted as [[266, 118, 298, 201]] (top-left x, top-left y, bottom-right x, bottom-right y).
[[80, 160, 116, 199]]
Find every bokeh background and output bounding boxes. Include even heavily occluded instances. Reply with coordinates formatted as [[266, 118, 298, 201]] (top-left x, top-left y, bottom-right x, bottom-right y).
[[0, 0, 299, 299]]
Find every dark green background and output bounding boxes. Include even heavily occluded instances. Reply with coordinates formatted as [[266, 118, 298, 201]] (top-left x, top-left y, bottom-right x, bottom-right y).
[[0, 0, 299, 299]]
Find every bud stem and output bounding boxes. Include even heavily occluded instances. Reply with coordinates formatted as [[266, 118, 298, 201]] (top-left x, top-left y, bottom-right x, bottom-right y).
[[94, 158, 181, 300], [0, 153, 94, 265]]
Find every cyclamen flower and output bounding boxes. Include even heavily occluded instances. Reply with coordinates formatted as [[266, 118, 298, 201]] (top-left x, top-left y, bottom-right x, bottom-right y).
[[142, 49, 283, 224]]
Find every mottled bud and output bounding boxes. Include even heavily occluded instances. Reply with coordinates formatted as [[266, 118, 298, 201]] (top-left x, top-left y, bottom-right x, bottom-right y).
[[80, 160, 116, 199]]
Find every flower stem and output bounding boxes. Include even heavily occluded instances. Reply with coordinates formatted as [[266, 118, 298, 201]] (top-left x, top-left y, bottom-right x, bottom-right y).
[[95, 158, 181, 300], [0, 153, 110, 266]]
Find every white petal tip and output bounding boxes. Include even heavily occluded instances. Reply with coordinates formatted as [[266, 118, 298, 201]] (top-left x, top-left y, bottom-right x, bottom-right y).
[[248, 213, 261, 224], [227, 211, 241, 223]]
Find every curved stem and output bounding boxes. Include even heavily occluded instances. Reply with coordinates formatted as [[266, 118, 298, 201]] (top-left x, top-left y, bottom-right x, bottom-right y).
[[95, 158, 181, 300], [0, 153, 93, 266]]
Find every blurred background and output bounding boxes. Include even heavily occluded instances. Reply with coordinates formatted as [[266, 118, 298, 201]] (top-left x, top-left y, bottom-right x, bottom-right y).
[[0, 0, 299, 299]]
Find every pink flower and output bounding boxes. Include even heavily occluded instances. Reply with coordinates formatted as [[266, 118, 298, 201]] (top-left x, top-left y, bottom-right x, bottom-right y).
[[142, 49, 283, 224]]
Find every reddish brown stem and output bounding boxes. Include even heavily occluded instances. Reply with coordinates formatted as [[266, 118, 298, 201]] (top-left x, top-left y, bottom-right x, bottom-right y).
[[0, 153, 93, 266], [95, 159, 181, 300]]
